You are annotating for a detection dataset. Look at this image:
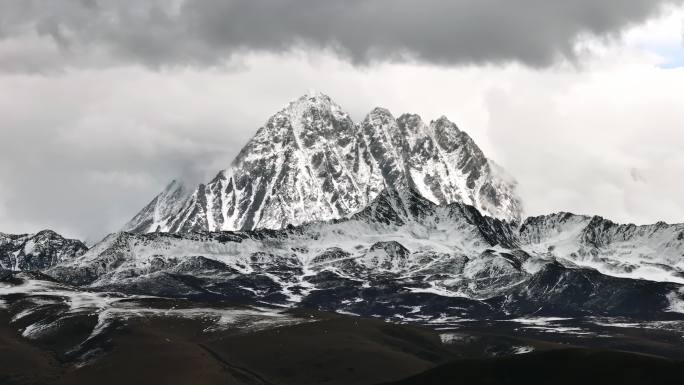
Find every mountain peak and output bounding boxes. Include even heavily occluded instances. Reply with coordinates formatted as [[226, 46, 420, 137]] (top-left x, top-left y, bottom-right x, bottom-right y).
[[288, 92, 339, 112], [397, 113, 423, 122], [122, 177, 192, 233], [432, 115, 460, 132], [266, 92, 352, 143], [163, 179, 186, 193], [366, 107, 394, 119], [124, 94, 524, 233], [303, 88, 326, 98]]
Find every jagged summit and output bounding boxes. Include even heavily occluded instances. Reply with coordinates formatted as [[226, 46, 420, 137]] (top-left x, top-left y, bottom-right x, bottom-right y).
[[123, 93, 524, 234]]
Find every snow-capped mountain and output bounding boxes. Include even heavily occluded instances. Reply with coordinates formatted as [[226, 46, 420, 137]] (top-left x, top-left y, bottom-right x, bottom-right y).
[[123, 93, 523, 234], [6, 93, 683, 328], [4, 86, 682, 321], [0, 230, 87, 271], [49, 187, 684, 320]]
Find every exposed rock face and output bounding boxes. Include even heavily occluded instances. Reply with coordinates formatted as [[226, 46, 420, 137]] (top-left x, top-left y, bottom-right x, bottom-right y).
[[0, 230, 87, 271], [123, 93, 523, 234]]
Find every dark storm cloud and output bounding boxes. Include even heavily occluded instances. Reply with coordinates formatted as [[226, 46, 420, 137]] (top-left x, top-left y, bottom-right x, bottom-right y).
[[0, 0, 681, 69]]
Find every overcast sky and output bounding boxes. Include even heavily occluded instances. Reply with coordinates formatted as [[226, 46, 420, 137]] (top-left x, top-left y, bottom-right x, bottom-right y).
[[1, 0, 684, 242]]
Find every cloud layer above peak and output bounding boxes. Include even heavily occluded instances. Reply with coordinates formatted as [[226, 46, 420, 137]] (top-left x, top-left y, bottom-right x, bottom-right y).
[[0, 0, 682, 71]]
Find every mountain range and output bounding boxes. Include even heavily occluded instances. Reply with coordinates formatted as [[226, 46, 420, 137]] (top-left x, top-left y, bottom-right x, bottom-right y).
[[1, 93, 683, 384], [45, 186, 684, 320], [3, 93, 683, 319]]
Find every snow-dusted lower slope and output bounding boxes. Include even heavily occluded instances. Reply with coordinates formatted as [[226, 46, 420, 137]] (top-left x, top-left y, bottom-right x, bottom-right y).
[[123, 93, 523, 234], [520, 213, 684, 284], [0, 271, 310, 367], [52, 188, 684, 320], [0, 230, 87, 271]]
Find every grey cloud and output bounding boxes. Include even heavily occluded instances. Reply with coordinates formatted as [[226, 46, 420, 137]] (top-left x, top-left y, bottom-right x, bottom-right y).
[[483, 72, 684, 227], [0, 0, 682, 70], [0, 67, 250, 241]]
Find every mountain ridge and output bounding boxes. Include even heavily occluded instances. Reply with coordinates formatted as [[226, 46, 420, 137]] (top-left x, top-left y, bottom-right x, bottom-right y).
[[39, 186, 684, 322]]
